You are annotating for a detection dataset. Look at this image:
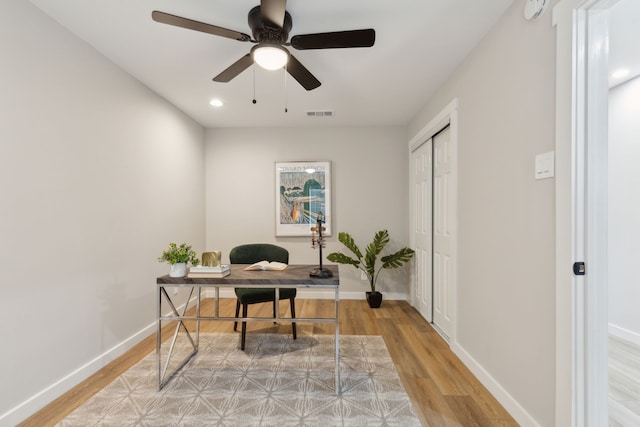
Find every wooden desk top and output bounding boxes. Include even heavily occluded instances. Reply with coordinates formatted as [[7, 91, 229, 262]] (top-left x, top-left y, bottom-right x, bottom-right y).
[[157, 264, 339, 286]]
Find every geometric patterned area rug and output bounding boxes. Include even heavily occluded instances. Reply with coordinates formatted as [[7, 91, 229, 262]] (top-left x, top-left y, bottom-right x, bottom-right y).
[[57, 333, 421, 426]]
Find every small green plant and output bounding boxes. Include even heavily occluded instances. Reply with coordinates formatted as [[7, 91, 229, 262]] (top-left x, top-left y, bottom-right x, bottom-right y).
[[158, 242, 200, 266], [327, 230, 414, 293]]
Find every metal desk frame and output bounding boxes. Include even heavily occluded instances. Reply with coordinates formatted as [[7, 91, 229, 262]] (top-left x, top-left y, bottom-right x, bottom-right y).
[[156, 264, 340, 394]]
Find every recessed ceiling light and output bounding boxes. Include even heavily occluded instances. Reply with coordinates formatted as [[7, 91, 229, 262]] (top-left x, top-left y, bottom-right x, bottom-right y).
[[209, 99, 224, 107], [611, 68, 630, 79]]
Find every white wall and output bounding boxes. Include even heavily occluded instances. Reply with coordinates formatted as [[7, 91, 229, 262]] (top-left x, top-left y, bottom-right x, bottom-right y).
[[408, 2, 557, 426], [608, 76, 640, 344], [0, 2, 205, 424], [204, 126, 411, 296]]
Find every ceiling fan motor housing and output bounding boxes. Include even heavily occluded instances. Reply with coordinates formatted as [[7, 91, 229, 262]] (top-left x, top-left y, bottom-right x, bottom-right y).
[[248, 6, 292, 44]]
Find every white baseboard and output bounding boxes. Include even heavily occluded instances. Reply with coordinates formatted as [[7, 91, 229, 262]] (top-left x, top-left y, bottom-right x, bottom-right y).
[[450, 342, 542, 427], [608, 323, 640, 347], [0, 322, 156, 427]]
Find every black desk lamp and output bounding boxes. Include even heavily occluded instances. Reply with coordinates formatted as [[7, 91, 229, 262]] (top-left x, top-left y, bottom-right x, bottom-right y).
[[310, 212, 333, 278]]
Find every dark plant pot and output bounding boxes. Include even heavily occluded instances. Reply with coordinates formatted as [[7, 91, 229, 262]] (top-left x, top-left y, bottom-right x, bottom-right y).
[[366, 291, 383, 308]]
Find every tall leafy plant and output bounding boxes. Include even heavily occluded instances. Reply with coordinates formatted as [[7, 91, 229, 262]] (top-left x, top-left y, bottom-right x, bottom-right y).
[[327, 230, 414, 293]]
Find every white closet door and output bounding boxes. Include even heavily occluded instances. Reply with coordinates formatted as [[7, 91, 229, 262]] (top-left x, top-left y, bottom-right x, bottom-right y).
[[410, 138, 432, 321], [433, 127, 453, 339]]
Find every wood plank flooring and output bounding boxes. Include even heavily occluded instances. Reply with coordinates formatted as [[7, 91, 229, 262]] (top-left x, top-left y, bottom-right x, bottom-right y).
[[609, 334, 640, 426], [19, 299, 517, 427]]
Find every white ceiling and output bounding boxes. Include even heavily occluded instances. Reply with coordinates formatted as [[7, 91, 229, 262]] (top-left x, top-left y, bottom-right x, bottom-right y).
[[28, 0, 516, 128]]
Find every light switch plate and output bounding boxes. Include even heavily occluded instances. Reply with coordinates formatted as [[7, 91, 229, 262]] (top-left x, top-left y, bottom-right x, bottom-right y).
[[535, 151, 554, 180]]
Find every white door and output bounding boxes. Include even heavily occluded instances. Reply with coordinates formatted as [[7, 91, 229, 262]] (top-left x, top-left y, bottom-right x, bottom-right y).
[[409, 100, 457, 343], [410, 139, 432, 321], [432, 127, 454, 338]]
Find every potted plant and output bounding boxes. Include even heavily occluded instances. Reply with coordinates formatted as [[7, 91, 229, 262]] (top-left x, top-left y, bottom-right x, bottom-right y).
[[327, 230, 415, 308], [158, 242, 199, 277]]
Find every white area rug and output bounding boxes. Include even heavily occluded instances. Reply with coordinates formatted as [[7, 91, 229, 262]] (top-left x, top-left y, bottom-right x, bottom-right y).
[[57, 333, 421, 426]]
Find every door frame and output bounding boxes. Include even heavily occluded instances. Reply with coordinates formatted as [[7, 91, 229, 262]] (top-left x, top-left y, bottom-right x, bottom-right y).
[[554, 1, 613, 425], [409, 98, 458, 343]]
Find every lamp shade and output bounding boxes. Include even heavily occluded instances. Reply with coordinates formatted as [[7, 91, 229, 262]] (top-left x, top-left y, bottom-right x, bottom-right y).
[[251, 44, 289, 70]]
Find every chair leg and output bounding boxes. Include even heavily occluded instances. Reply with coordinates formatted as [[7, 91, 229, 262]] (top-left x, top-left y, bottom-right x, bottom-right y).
[[241, 303, 248, 351], [290, 297, 297, 340], [234, 300, 241, 331]]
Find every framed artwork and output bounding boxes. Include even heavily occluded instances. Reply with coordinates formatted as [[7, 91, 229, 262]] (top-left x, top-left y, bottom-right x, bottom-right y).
[[275, 161, 332, 237]]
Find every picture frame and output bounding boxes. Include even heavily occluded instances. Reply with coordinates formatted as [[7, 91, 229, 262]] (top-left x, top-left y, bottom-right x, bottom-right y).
[[275, 161, 332, 237]]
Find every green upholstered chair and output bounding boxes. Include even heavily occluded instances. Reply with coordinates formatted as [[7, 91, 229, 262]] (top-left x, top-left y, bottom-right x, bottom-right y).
[[229, 243, 296, 350]]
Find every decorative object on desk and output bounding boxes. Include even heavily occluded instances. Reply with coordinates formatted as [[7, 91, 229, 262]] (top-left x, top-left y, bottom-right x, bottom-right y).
[[188, 264, 230, 278], [275, 161, 331, 237], [189, 264, 229, 273], [310, 212, 333, 278], [201, 250, 222, 267], [187, 270, 230, 278], [327, 230, 415, 308], [157, 242, 199, 277]]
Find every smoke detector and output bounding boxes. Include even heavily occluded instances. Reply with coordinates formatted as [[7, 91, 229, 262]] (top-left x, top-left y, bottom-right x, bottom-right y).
[[524, 0, 548, 20]]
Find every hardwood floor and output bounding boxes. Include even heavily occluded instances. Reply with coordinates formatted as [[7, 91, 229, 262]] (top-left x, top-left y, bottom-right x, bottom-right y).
[[19, 299, 517, 427], [609, 334, 640, 426]]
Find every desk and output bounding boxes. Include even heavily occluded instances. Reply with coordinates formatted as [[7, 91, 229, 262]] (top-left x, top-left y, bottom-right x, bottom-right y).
[[156, 264, 340, 393]]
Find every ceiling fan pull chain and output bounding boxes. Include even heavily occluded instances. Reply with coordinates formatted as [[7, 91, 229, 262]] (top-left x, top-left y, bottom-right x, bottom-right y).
[[284, 64, 288, 113], [252, 67, 257, 104]]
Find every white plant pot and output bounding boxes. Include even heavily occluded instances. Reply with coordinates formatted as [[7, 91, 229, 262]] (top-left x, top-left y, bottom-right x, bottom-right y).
[[169, 262, 187, 278]]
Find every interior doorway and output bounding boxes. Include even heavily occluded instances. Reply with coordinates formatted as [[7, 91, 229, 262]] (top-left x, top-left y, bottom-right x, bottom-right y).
[[606, 1, 640, 424], [554, 0, 640, 425]]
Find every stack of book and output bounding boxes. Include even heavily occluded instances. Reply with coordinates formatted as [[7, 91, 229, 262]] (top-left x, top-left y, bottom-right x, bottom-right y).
[[187, 264, 230, 278]]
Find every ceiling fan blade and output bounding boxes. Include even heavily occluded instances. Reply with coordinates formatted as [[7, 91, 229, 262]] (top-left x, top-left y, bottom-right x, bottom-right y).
[[152, 11, 251, 42], [213, 54, 254, 82], [291, 29, 375, 50], [287, 55, 321, 91], [260, 0, 287, 28]]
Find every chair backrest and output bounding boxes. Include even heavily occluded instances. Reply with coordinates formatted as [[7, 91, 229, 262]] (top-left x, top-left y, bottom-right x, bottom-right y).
[[229, 244, 289, 264]]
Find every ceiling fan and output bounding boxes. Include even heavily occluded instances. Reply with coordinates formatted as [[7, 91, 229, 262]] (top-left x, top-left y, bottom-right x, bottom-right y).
[[152, 0, 376, 91]]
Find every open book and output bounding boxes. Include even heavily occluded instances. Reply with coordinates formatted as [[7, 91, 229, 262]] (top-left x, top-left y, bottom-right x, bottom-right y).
[[243, 261, 288, 271]]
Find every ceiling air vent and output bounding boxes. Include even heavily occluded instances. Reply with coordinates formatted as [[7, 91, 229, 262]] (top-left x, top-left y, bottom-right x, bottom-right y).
[[306, 110, 334, 118]]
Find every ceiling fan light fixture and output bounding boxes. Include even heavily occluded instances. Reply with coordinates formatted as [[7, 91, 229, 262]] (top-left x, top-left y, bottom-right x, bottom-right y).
[[251, 44, 289, 70]]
